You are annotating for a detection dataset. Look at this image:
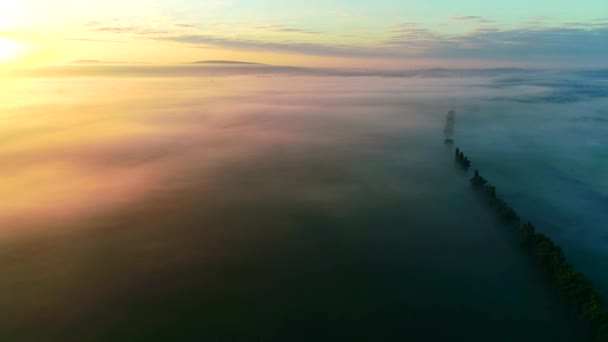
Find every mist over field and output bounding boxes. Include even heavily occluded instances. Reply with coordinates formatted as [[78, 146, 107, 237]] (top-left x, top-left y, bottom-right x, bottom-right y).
[[0, 68, 606, 340]]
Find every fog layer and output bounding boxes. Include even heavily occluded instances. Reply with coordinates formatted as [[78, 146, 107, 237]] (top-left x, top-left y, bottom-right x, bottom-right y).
[[0, 73, 604, 340]]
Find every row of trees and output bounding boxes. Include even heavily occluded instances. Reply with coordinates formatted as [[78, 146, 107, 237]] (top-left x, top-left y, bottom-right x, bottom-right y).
[[459, 150, 608, 341], [522, 222, 608, 341], [470, 169, 519, 222], [454, 148, 471, 170]]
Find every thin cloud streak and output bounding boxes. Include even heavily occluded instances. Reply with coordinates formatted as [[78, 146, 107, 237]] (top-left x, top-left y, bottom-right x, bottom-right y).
[[51, 15, 608, 67], [155, 26, 608, 66]]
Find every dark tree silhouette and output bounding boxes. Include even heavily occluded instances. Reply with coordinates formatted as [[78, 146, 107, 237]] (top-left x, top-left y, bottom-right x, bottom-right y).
[[448, 140, 608, 340], [484, 185, 497, 200], [470, 170, 487, 187], [520, 222, 608, 340], [454, 148, 471, 170]]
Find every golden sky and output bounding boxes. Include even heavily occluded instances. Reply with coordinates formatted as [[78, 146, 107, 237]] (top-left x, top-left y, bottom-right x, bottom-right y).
[[1, 0, 607, 69]]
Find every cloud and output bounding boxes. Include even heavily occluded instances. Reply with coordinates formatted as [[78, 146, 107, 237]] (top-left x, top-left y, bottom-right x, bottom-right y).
[[191, 60, 265, 65], [84, 21, 102, 27], [71, 60, 147, 64], [559, 22, 608, 28], [14, 61, 607, 83], [450, 16, 496, 24], [83, 18, 185, 36], [76, 17, 608, 67], [91, 26, 136, 33], [451, 16, 483, 20], [380, 25, 608, 65], [66, 38, 127, 43], [161, 22, 606, 66], [91, 26, 170, 35], [255, 25, 321, 34], [390, 22, 420, 33], [275, 28, 321, 34], [160, 34, 394, 58]]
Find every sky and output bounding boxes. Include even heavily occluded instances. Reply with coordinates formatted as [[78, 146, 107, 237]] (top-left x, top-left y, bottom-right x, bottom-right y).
[[0, 0, 607, 69]]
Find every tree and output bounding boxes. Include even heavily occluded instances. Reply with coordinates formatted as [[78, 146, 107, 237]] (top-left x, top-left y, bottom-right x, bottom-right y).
[[521, 222, 535, 246], [471, 170, 487, 186], [453, 148, 608, 339], [485, 185, 497, 199]]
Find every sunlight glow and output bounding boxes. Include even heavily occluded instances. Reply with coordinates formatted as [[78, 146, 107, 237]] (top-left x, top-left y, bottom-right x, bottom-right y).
[[0, 37, 24, 63], [0, 2, 26, 30]]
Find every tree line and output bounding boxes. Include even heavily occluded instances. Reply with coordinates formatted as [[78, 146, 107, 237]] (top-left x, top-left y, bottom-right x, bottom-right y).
[[470, 169, 519, 222], [454, 148, 471, 170], [456, 147, 608, 341], [522, 222, 608, 340]]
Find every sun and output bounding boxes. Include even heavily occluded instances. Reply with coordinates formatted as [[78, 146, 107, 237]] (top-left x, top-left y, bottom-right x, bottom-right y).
[[0, 37, 23, 63]]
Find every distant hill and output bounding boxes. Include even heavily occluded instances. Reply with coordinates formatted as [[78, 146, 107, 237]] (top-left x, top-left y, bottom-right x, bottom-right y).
[[191, 60, 265, 65]]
